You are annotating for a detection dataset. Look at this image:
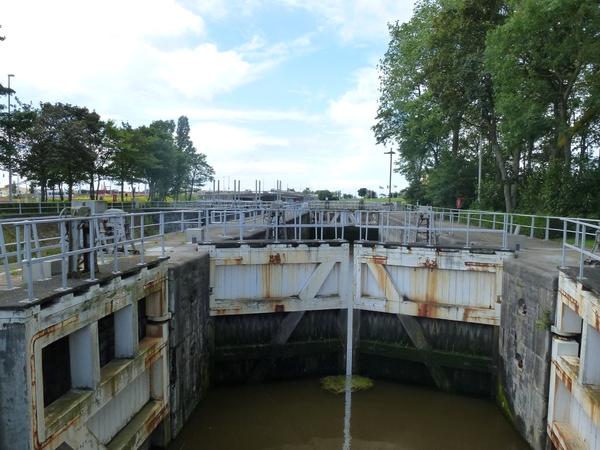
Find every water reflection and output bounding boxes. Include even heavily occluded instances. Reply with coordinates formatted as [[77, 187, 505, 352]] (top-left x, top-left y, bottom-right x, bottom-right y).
[[343, 386, 351, 450], [165, 378, 529, 450]]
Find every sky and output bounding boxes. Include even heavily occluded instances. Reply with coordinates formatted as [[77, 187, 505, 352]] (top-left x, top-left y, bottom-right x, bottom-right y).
[[1, 0, 415, 196]]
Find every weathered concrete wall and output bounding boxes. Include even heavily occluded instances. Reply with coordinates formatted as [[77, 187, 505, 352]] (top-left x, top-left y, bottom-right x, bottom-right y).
[[499, 254, 558, 450], [167, 250, 211, 439], [0, 318, 31, 450]]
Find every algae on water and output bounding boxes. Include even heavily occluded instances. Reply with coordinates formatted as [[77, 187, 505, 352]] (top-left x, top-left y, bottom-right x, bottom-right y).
[[320, 375, 373, 394]]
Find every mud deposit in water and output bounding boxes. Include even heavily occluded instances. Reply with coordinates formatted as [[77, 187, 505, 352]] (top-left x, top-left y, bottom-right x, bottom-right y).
[[166, 378, 529, 450]]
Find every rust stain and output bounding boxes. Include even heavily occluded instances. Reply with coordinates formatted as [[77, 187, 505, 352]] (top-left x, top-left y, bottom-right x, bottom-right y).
[[548, 427, 562, 450], [462, 308, 471, 322], [425, 267, 438, 303], [419, 257, 438, 269], [464, 261, 496, 271], [35, 411, 83, 450], [269, 253, 282, 264], [371, 256, 387, 265], [559, 288, 580, 314], [262, 264, 271, 298], [275, 304, 285, 313], [145, 404, 169, 435], [417, 302, 431, 318], [144, 341, 166, 369], [144, 277, 165, 295], [552, 360, 573, 392]]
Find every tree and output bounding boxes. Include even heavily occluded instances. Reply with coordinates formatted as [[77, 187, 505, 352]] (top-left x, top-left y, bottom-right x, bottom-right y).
[[314, 190, 339, 201], [106, 122, 145, 200], [173, 116, 196, 200], [0, 100, 35, 193], [486, 0, 600, 168], [135, 120, 177, 202], [374, 0, 518, 211], [185, 152, 214, 200]]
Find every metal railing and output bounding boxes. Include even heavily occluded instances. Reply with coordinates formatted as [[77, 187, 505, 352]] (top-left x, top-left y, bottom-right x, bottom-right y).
[[404, 204, 600, 242], [561, 219, 600, 279], [199, 206, 510, 247], [4, 202, 600, 302], [0, 210, 175, 302]]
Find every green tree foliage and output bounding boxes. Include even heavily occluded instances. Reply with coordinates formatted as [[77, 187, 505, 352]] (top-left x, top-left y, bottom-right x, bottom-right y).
[[105, 122, 144, 200], [3, 94, 214, 202], [314, 190, 339, 201], [18, 103, 105, 201], [375, 0, 600, 216], [186, 153, 215, 200]]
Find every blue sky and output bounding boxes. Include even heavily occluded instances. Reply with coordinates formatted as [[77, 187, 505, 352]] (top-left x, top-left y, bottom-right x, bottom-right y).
[[2, 0, 415, 195]]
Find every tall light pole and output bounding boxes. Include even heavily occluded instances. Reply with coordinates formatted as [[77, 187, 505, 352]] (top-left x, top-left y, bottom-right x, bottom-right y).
[[384, 149, 396, 204], [7, 74, 14, 202]]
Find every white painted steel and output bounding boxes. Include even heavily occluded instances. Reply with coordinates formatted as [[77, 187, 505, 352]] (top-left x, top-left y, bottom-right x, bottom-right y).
[[208, 242, 513, 325], [549, 272, 600, 449], [87, 370, 151, 445], [208, 243, 350, 315], [354, 245, 514, 325]]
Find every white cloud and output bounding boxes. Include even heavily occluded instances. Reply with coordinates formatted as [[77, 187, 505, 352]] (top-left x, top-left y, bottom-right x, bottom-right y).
[[157, 45, 251, 99], [150, 108, 311, 122], [326, 67, 379, 129], [280, 0, 414, 41], [192, 122, 289, 155]]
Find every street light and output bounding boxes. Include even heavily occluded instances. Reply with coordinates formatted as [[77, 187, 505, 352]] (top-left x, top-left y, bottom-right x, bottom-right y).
[[7, 74, 14, 202], [384, 149, 396, 204]]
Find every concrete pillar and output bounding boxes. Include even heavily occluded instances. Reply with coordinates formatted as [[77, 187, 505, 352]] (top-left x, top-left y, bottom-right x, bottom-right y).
[[0, 319, 33, 450], [115, 304, 135, 358], [69, 323, 99, 389]]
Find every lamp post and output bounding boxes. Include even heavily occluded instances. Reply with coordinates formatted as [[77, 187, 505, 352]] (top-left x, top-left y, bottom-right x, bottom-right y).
[[7, 74, 14, 202], [384, 149, 396, 204]]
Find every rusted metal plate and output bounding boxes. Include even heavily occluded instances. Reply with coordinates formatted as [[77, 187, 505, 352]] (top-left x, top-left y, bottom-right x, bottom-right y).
[[354, 245, 509, 325], [559, 273, 600, 334], [208, 243, 350, 316]]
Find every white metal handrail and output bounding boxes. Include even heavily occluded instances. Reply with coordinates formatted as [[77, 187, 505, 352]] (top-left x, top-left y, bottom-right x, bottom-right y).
[[561, 219, 600, 279]]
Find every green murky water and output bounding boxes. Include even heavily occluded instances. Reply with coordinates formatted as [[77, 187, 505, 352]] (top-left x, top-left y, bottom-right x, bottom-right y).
[[166, 378, 529, 450]]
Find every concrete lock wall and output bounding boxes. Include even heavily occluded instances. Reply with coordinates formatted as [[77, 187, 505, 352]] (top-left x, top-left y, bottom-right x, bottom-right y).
[[167, 251, 211, 439], [0, 315, 33, 450], [499, 254, 559, 450]]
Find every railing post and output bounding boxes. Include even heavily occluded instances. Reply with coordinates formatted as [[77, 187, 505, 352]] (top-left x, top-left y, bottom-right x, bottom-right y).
[[160, 213, 166, 259], [561, 220, 567, 269], [530, 216, 535, 239], [545, 217, 550, 241], [89, 217, 97, 281], [239, 210, 245, 242], [579, 223, 586, 279], [465, 212, 470, 248], [60, 219, 68, 290], [24, 222, 34, 301]]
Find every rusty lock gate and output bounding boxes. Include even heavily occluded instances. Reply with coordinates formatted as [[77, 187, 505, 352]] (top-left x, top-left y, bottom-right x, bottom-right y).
[[207, 242, 513, 325], [208, 243, 351, 315], [354, 245, 514, 325]]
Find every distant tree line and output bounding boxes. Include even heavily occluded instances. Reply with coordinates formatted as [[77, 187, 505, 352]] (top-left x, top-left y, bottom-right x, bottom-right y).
[[0, 96, 214, 203], [374, 0, 600, 216]]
